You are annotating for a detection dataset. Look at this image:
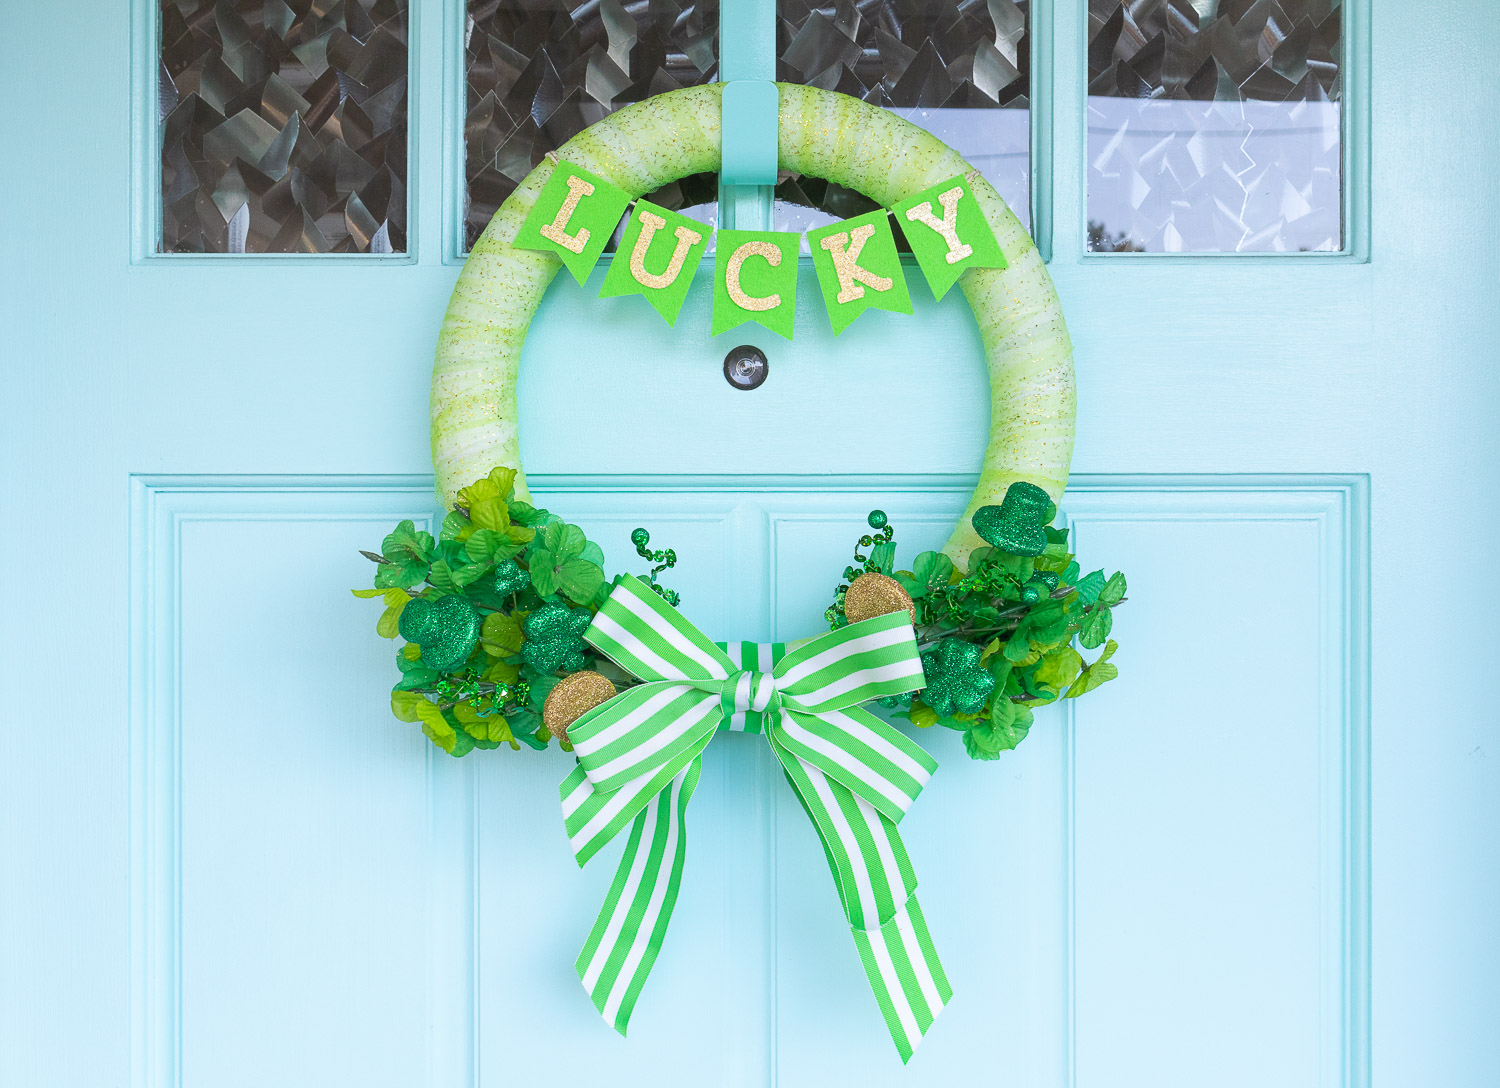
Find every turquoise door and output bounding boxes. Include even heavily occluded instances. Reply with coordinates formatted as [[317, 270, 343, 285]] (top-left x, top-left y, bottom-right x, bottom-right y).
[[3, 1, 1497, 1085]]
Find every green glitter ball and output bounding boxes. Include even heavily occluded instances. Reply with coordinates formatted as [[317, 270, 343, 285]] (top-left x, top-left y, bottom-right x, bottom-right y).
[[398, 596, 481, 673], [522, 602, 592, 674], [631, 528, 651, 548], [919, 639, 997, 717], [867, 510, 888, 529]]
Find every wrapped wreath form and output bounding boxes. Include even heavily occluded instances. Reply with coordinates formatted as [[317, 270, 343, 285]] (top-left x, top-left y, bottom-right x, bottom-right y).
[[432, 83, 1075, 564], [356, 84, 1123, 1063]]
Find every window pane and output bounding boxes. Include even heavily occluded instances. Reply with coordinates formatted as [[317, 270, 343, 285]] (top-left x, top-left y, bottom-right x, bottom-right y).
[[464, 0, 720, 252], [159, 0, 410, 254], [773, 0, 1031, 243], [1086, 0, 1343, 253]]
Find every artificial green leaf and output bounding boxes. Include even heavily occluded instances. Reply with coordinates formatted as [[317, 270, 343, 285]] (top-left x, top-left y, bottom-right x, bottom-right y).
[[376, 589, 410, 638], [579, 540, 606, 568], [1065, 640, 1119, 698], [1028, 601, 1071, 647], [1079, 606, 1113, 649], [427, 560, 459, 593], [962, 724, 1007, 760], [508, 501, 548, 526], [481, 612, 524, 656], [869, 541, 897, 574], [456, 467, 516, 509], [449, 562, 490, 589], [541, 522, 587, 562], [1098, 571, 1128, 607], [351, 587, 387, 598], [390, 690, 428, 722], [1003, 631, 1035, 663], [899, 551, 955, 598], [1033, 645, 1083, 693], [558, 558, 605, 604], [530, 555, 560, 598], [439, 510, 471, 542], [378, 521, 433, 587], [510, 724, 548, 750], [417, 699, 456, 750], [382, 520, 433, 564], [465, 528, 526, 564], [468, 497, 510, 534], [907, 701, 939, 728]]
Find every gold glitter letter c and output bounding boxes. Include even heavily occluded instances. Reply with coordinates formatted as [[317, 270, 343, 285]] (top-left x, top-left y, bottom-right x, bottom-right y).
[[819, 224, 893, 304], [725, 241, 782, 312], [630, 212, 703, 290], [539, 174, 595, 254]]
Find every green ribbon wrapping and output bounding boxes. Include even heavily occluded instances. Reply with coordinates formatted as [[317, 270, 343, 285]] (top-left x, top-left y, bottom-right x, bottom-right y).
[[560, 575, 951, 1061]]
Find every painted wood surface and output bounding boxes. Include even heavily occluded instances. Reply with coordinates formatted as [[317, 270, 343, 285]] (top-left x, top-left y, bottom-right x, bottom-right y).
[[1, 2, 1497, 1086]]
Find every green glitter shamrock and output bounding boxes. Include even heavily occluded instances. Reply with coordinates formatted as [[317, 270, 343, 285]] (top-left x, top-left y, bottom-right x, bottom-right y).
[[919, 638, 997, 717], [521, 602, 592, 674], [490, 558, 530, 596], [398, 596, 481, 672], [971, 480, 1051, 556]]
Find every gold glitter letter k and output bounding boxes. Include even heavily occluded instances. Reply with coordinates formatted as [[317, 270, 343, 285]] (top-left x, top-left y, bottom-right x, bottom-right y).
[[819, 224, 893, 304]]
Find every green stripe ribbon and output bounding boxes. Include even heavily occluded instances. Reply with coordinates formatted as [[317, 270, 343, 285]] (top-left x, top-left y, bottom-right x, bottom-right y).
[[560, 575, 950, 1061]]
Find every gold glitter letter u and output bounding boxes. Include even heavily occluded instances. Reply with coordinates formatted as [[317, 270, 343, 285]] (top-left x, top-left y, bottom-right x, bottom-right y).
[[630, 212, 703, 290]]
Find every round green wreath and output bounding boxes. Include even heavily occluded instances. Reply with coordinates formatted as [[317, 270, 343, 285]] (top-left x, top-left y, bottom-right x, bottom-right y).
[[358, 85, 1124, 760], [432, 83, 1075, 563]]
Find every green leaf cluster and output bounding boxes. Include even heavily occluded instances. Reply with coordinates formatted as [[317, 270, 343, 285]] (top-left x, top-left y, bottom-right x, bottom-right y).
[[880, 503, 1127, 761], [353, 466, 617, 757]]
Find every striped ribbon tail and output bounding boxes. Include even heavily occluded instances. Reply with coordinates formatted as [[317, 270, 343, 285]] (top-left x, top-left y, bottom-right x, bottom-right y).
[[851, 898, 952, 1063], [774, 738, 949, 1062], [571, 759, 702, 1035]]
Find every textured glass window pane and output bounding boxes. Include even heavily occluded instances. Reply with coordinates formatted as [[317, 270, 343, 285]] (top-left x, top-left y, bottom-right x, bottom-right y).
[[465, 0, 720, 252], [159, 0, 409, 254], [774, 0, 1031, 243], [1087, 0, 1342, 253]]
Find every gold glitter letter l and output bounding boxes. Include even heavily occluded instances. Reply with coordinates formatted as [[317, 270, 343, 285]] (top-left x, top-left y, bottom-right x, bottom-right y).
[[539, 175, 596, 254]]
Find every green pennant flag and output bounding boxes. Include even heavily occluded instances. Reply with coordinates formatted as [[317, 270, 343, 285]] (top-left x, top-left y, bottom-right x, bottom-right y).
[[806, 210, 912, 335], [711, 230, 800, 339], [599, 200, 711, 325], [513, 161, 633, 285], [890, 175, 1007, 300]]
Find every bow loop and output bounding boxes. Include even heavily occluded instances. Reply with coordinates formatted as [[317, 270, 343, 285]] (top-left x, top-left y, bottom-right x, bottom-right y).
[[771, 610, 928, 712]]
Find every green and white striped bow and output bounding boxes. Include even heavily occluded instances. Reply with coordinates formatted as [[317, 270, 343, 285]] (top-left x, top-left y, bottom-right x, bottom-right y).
[[560, 574, 951, 1062]]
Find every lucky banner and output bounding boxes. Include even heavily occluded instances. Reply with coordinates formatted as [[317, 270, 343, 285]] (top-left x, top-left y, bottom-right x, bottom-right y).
[[513, 161, 1007, 337]]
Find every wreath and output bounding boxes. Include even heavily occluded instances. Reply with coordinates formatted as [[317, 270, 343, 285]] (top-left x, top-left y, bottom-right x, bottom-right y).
[[356, 84, 1125, 1062]]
